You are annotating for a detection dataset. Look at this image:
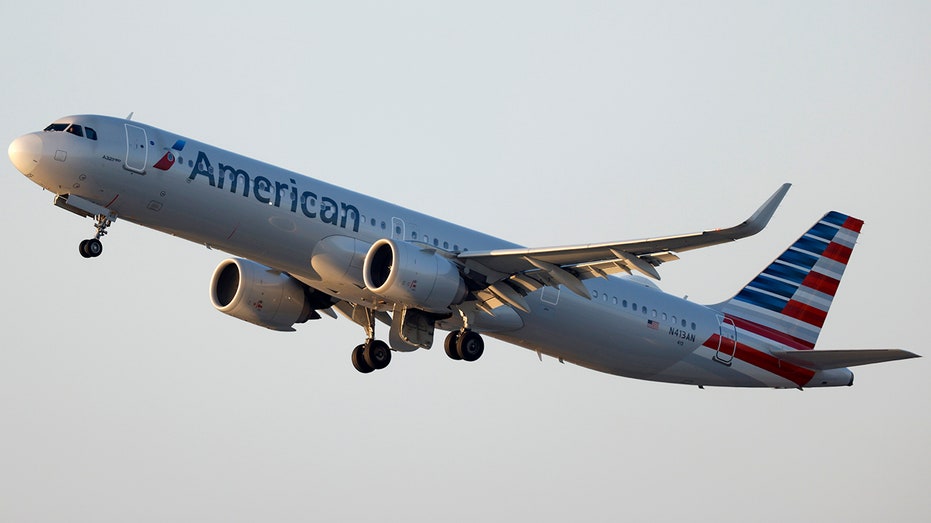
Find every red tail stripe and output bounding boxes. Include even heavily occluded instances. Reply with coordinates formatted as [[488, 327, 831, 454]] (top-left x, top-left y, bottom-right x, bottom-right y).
[[843, 217, 864, 233], [800, 271, 840, 297], [726, 314, 815, 351], [782, 300, 828, 328], [703, 335, 815, 387], [822, 242, 853, 264]]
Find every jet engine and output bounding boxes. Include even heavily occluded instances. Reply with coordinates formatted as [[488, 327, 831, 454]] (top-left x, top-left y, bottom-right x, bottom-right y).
[[210, 258, 317, 331], [363, 239, 467, 312]]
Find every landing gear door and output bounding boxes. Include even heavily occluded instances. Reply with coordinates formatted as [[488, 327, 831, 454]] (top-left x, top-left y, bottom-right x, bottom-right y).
[[124, 124, 148, 174], [714, 315, 737, 365]]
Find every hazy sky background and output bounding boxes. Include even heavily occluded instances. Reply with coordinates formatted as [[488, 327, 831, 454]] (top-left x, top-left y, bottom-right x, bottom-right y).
[[2, 2, 928, 521]]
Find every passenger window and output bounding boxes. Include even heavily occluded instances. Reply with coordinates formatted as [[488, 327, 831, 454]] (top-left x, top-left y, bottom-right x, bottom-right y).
[[66, 124, 83, 137], [641, 306, 647, 314], [381, 221, 386, 230], [395, 225, 401, 235], [632, 302, 637, 310], [433, 238, 439, 247], [662, 312, 668, 321], [622, 300, 628, 307], [612, 297, 618, 305], [443, 241, 449, 249], [691, 322, 697, 330], [411, 232, 417, 240], [85, 127, 98, 140], [592, 290, 598, 299], [651, 309, 657, 318], [681, 319, 687, 327]]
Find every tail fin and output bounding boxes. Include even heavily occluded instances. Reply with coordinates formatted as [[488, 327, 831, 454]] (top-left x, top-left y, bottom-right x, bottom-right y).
[[716, 211, 863, 351]]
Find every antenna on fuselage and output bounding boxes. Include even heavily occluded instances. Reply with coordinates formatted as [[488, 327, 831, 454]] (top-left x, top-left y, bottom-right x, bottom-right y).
[[126, 112, 134, 120]]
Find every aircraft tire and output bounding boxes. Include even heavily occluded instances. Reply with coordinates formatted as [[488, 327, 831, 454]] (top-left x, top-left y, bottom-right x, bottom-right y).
[[85, 238, 103, 257], [444, 331, 462, 360], [457, 331, 484, 362], [364, 340, 391, 370], [352, 344, 374, 374], [79, 240, 92, 258]]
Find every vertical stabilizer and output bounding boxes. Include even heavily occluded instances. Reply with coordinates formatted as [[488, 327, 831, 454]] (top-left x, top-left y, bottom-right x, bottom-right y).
[[716, 211, 863, 351]]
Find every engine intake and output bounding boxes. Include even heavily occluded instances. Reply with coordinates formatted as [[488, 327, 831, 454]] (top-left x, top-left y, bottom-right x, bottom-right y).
[[363, 239, 467, 312], [210, 258, 315, 331]]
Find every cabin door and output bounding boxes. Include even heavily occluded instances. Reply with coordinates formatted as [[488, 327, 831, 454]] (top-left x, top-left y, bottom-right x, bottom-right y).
[[714, 315, 737, 365], [124, 124, 148, 174]]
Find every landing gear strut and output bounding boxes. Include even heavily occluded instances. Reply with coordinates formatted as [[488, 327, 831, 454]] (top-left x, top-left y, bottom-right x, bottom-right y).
[[350, 307, 393, 374], [79, 214, 112, 258]]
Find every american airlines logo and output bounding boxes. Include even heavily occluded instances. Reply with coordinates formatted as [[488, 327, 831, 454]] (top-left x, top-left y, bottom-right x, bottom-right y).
[[186, 151, 361, 233]]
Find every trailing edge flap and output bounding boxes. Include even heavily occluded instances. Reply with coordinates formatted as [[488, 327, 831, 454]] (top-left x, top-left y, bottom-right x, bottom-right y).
[[771, 349, 920, 370], [457, 183, 790, 283]]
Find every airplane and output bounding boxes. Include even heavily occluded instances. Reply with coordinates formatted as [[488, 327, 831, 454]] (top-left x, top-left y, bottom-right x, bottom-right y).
[[8, 114, 918, 388]]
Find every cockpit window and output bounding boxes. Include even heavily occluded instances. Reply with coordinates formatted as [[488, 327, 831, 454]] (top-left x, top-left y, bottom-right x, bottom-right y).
[[43, 122, 97, 140]]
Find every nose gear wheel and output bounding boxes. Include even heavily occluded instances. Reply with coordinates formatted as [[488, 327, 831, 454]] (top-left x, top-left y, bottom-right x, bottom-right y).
[[79, 214, 112, 258]]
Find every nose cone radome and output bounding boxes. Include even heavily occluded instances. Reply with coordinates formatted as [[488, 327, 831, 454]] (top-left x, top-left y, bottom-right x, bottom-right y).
[[9, 133, 43, 175]]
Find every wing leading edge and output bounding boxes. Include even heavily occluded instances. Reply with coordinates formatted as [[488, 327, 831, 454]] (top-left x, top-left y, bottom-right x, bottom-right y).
[[457, 183, 791, 303]]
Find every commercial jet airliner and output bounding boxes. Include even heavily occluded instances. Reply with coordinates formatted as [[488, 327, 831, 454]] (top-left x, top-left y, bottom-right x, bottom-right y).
[[8, 115, 918, 388]]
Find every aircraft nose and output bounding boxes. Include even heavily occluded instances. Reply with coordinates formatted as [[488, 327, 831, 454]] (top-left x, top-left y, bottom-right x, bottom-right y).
[[8, 133, 43, 176]]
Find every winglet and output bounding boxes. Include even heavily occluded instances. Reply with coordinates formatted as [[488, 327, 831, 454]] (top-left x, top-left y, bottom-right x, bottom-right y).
[[718, 183, 791, 239]]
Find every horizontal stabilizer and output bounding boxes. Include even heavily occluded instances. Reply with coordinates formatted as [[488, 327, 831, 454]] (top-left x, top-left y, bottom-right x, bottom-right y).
[[771, 349, 920, 370]]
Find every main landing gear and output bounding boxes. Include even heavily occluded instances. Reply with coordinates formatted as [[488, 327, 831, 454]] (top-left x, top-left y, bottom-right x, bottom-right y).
[[351, 329, 486, 373], [443, 308, 485, 363], [348, 306, 487, 373], [443, 329, 485, 362], [79, 214, 112, 259], [351, 339, 392, 374], [350, 307, 394, 374]]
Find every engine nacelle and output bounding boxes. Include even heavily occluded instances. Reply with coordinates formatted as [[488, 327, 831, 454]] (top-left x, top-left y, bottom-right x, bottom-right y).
[[209, 258, 314, 331], [363, 239, 467, 312]]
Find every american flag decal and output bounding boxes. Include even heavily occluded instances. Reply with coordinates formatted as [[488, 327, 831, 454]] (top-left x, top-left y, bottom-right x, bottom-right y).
[[647, 319, 659, 330]]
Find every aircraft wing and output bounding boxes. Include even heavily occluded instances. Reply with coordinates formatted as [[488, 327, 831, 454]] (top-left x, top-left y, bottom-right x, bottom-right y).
[[771, 349, 920, 370], [457, 184, 791, 305]]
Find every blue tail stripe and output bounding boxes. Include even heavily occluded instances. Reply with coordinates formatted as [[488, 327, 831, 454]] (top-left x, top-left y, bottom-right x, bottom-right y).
[[822, 211, 848, 227], [793, 235, 830, 256], [808, 222, 840, 242], [734, 287, 788, 313], [778, 248, 819, 270], [748, 274, 798, 300], [763, 261, 809, 284]]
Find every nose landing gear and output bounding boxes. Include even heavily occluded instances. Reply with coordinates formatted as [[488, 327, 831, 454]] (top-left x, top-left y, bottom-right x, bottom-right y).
[[79, 238, 103, 258], [79, 214, 112, 258]]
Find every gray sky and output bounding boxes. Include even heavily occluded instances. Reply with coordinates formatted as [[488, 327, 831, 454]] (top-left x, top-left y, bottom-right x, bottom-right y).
[[2, 2, 928, 521]]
